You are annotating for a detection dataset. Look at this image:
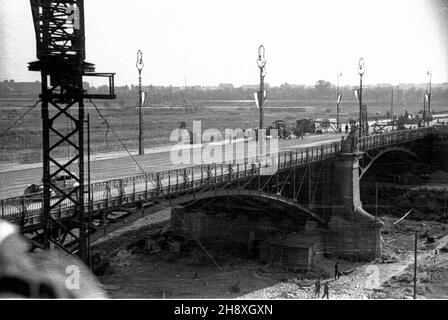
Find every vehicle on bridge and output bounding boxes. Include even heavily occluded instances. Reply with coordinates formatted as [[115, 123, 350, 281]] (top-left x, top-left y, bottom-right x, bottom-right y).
[[264, 118, 318, 140], [24, 173, 79, 200], [314, 118, 332, 134], [24, 184, 49, 200], [267, 120, 293, 139], [296, 119, 315, 134]]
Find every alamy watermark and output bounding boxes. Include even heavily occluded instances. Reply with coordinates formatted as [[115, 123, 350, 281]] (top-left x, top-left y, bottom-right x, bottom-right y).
[[66, 5, 80, 30], [169, 121, 279, 170], [65, 265, 80, 290], [364, 265, 380, 289]]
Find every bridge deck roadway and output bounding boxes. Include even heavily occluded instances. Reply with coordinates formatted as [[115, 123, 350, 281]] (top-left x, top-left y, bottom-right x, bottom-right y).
[[0, 133, 343, 199], [0, 126, 439, 245]]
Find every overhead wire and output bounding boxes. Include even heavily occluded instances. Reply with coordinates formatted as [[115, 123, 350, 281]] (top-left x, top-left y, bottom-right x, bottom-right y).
[[89, 98, 146, 174], [0, 99, 41, 140]]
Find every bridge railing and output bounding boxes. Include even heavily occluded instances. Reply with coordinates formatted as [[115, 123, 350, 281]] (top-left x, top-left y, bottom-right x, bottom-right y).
[[0, 141, 343, 222], [1, 126, 435, 223], [359, 127, 432, 150]]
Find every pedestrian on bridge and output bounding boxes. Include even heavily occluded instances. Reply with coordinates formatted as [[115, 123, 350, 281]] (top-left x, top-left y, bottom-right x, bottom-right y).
[[314, 278, 321, 298], [321, 281, 329, 299], [345, 124, 349, 134]]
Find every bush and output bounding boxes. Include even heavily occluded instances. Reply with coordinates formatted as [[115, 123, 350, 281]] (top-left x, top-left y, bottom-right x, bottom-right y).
[[395, 273, 413, 283]]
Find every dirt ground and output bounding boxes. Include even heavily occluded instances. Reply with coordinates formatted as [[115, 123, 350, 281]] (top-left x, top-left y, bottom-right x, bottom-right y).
[[92, 209, 448, 299], [369, 216, 448, 299]]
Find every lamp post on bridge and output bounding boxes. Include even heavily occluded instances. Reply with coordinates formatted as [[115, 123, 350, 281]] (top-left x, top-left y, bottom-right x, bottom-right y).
[[257, 45, 267, 130], [136, 50, 144, 155], [337, 72, 342, 133], [426, 69, 432, 127], [358, 58, 365, 138]]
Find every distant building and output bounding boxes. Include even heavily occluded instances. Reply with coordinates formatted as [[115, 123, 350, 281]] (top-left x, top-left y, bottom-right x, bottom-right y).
[[376, 83, 393, 88], [219, 83, 234, 90], [0, 80, 40, 96], [239, 84, 259, 90]]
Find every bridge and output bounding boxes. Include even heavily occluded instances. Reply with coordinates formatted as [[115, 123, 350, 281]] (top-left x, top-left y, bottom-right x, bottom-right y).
[[1, 126, 448, 262]]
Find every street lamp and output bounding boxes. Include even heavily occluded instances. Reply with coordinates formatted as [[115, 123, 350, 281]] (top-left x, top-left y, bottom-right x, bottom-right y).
[[136, 50, 144, 155], [358, 58, 365, 138], [257, 45, 267, 129], [337, 72, 342, 133], [427, 69, 432, 126]]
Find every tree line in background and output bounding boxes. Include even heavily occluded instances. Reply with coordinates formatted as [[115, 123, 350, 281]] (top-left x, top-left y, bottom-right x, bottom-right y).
[[1, 80, 448, 108]]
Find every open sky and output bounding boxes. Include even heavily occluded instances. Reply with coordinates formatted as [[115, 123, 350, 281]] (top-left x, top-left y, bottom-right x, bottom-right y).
[[0, 0, 447, 87]]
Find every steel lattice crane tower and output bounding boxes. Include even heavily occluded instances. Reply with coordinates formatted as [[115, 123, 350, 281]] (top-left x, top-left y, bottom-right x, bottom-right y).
[[28, 0, 115, 263]]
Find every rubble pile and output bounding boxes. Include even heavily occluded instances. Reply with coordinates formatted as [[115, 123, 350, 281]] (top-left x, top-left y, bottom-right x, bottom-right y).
[[125, 224, 185, 256], [371, 184, 448, 221], [91, 252, 113, 276], [429, 170, 448, 184]]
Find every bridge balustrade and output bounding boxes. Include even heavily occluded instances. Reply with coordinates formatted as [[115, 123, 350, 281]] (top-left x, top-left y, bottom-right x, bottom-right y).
[[359, 127, 431, 150]]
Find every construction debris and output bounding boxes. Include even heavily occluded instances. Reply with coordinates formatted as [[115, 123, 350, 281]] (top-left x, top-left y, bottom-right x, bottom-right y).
[[123, 224, 185, 256], [230, 280, 241, 293], [91, 252, 112, 276]]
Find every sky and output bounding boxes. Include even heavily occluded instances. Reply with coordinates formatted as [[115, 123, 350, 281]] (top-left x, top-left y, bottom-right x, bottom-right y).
[[0, 0, 447, 87]]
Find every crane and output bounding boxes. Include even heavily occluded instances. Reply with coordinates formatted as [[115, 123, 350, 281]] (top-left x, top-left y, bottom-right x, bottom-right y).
[[28, 0, 115, 264]]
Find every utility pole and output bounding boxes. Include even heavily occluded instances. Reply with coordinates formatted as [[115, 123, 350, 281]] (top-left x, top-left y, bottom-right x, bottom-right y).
[[337, 73, 342, 133], [257, 45, 267, 129], [423, 94, 427, 126], [85, 113, 91, 268], [391, 89, 394, 116], [414, 230, 418, 299], [358, 58, 365, 138], [375, 182, 378, 218], [136, 50, 144, 155], [375, 182, 378, 258]]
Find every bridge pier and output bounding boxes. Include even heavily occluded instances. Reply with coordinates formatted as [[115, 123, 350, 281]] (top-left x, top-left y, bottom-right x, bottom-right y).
[[429, 136, 448, 170], [327, 136, 383, 260], [170, 201, 326, 269]]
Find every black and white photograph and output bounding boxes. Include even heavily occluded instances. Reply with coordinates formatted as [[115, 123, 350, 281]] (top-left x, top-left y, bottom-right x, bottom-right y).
[[0, 0, 448, 305]]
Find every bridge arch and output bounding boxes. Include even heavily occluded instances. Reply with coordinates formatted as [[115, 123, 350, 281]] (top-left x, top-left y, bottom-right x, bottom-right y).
[[171, 188, 325, 224], [359, 147, 419, 179]]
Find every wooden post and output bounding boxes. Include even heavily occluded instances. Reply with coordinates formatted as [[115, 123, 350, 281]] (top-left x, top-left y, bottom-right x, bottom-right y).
[[132, 177, 136, 202], [414, 231, 418, 299], [119, 180, 123, 204], [237, 164, 240, 188], [168, 170, 171, 206], [293, 168, 296, 199], [145, 174, 148, 199], [248, 230, 255, 257]]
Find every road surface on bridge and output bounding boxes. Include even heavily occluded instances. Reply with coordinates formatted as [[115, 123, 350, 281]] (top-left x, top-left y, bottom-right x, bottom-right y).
[[0, 133, 343, 199]]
